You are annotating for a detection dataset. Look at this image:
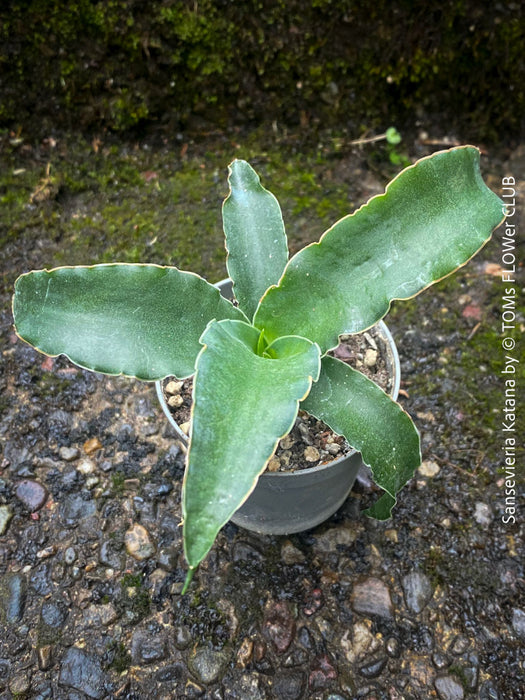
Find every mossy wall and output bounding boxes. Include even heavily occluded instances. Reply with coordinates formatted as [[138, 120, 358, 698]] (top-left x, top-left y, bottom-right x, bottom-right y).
[[1, 0, 523, 140]]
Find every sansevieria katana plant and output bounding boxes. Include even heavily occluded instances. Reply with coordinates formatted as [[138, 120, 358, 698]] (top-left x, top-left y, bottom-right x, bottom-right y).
[[12, 147, 504, 591]]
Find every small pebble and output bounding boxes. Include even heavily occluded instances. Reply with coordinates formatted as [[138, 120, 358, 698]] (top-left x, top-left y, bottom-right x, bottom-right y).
[[351, 577, 394, 620], [303, 588, 323, 616], [313, 524, 357, 552], [280, 433, 295, 450], [37, 545, 57, 559], [309, 654, 337, 690], [363, 331, 377, 349], [364, 348, 378, 367], [83, 437, 103, 455], [402, 571, 434, 614], [474, 502, 493, 526], [165, 380, 183, 394], [1, 573, 27, 623], [59, 446, 80, 461], [236, 637, 254, 668], [131, 628, 167, 664], [449, 634, 470, 655], [64, 547, 77, 565], [40, 600, 68, 629], [9, 671, 32, 696], [416, 410, 436, 422], [386, 637, 400, 657], [0, 505, 13, 534], [15, 479, 48, 511], [273, 669, 306, 698], [125, 523, 156, 561], [434, 674, 465, 700], [167, 394, 184, 408], [188, 647, 230, 685], [479, 680, 499, 699], [359, 654, 387, 678], [281, 540, 306, 565], [384, 528, 398, 543], [179, 421, 191, 435], [263, 600, 296, 653], [512, 608, 525, 639], [37, 644, 53, 671], [83, 603, 118, 627], [59, 647, 106, 699], [60, 494, 96, 525], [432, 652, 450, 670], [267, 456, 281, 472], [304, 446, 320, 462], [298, 421, 313, 444], [280, 450, 292, 466], [174, 625, 192, 650], [77, 457, 96, 475], [418, 460, 441, 477]]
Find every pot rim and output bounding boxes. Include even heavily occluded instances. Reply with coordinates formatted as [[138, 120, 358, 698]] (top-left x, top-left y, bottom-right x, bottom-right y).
[[155, 279, 401, 479]]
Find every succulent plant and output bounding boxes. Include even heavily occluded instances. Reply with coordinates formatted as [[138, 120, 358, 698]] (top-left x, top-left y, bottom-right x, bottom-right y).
[[12, 147, 504, 590]]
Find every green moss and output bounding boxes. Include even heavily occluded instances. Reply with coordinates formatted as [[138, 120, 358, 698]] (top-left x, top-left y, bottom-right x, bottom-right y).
[[448, 664, 472, 692], [1, 131, 368, 287], [107, 640, 132, 673], [0, 1, 522, 141], [111, 472, 126, 495], [423, 546, 446, 588], [120, 573, 151, 621], [174, 588, 230, 648], [424, 546, 500, 593], [34, 372, 73, 398]]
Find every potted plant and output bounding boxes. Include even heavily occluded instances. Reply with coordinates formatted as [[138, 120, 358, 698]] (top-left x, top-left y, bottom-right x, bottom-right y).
[[12, 147, 504, 592], [155, 276, 402, 536]]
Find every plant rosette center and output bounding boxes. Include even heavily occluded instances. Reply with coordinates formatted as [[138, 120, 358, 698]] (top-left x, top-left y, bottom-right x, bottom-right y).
[[161, 324, 395, 473]]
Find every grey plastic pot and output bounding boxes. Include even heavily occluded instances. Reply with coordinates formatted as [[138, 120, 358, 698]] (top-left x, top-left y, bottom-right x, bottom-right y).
[[156, 279, 401, 535]]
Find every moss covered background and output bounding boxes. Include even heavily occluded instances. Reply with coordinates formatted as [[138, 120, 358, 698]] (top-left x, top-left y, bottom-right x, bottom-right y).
[[1, 0, 523, 140]]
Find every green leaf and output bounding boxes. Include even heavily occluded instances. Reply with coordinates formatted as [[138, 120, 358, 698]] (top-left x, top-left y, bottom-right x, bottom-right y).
[[223, 159, 288, 319], [386, 127, 401, 145], [254, 147, 505, 351], [13, 264, 246, 381], [182, 319, 320, 570], [301, 355, 421, 520]]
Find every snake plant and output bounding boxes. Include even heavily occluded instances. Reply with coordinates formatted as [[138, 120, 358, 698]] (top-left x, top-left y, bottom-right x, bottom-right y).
[[12, 147, 504, 591]]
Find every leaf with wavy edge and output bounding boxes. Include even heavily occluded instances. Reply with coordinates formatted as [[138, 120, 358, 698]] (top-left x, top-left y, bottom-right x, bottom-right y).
[[302, 355, 421, 520], [182, 319, 320, 575], [13, 264, 246, 381], [223, 159, 288, 319], [254, 147, 505, 351]]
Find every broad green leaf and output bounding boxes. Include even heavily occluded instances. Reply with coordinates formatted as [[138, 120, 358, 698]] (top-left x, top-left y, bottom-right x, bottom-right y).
[[255, 147, 505, 351], [223, 159, 288, 319], [182, 319, 320, 571], [13, 264, 246, 381], [301, 355, 421, 520]]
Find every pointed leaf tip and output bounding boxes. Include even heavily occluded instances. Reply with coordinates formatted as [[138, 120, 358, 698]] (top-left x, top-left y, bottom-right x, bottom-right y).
[[223, 161, 288, 319]]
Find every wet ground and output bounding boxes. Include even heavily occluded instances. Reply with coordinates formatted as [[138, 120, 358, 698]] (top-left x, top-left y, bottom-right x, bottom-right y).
[[0, 129, 524, 699]]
